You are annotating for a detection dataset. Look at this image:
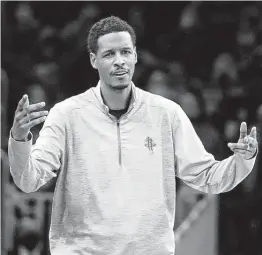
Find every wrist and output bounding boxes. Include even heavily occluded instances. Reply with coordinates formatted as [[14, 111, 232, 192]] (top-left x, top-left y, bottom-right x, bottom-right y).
[[246, 148, 258, 160], [11, 130, 30, 142]]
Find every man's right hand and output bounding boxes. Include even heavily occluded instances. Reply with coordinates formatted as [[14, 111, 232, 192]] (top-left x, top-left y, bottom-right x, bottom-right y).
[[11, 94, 49, 141]]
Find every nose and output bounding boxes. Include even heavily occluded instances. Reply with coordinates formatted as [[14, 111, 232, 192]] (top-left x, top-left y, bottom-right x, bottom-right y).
[[113, 52, 125, 67]]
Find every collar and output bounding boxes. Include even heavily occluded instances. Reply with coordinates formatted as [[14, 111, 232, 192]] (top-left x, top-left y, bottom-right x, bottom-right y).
[[93, 81, 139, 114]]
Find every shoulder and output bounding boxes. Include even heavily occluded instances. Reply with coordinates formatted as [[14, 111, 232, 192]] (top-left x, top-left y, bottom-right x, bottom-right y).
[[51, 88, 94, 116], [138, 87, 183, 116]]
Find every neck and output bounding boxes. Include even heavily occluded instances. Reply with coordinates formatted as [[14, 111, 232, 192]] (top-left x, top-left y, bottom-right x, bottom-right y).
[[100, 82, 132, 110]]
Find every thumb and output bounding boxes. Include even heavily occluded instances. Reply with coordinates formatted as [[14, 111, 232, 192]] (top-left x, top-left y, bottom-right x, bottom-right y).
[[23, 95, 29, 109]]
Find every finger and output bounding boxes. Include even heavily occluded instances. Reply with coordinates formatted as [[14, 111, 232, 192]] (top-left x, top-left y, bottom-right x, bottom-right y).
[[16, 94, 28, 112], [15, 101, 46, 122], [24, 102, 46, 114], [15, 108, 28, 122], [249, 127, 257, 140], [19, 111, 49, 125], [246, 137, 258, 148], [21, 116, 47, 129], [28, 110, 49, 120], [239, 122, 247, 139], [232, 147, 253, 153], [231, 148, 247, 155], [228, 143, 248, 150]]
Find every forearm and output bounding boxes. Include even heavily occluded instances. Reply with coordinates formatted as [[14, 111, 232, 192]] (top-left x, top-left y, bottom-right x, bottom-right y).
[[178, 153, 256, 194], [173, 105, 258, 195], [8, 133, 57, 193]]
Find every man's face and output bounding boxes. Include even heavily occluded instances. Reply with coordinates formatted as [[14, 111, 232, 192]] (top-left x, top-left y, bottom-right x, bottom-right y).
[[90, 31, 137, 90]]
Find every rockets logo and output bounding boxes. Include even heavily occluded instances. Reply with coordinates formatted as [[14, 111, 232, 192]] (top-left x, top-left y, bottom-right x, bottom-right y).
[[144, 137, 156, 154]]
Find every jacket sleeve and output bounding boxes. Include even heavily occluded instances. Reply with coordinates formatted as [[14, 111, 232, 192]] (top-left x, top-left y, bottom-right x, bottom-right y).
[[173, 105, 257, 194], [8, 105, 65, 193]]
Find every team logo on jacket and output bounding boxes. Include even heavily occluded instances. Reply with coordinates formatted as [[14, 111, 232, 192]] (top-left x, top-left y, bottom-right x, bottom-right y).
[[144, 137, 156, 154]]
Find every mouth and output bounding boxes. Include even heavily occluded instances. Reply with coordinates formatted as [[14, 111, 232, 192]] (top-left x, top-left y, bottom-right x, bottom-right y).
[[113, 70, 128, 77]]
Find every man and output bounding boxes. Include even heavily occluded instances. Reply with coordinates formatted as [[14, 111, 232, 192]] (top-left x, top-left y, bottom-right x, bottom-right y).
[[9, 16, 258, 255]]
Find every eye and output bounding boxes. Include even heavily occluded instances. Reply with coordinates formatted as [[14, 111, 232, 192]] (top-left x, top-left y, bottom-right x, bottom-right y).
[[122, 50, 131, 55], [104, 52, 114, 57]]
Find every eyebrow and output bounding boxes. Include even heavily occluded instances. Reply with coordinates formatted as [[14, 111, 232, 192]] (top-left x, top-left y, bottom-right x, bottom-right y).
[[101, 47, 133, 54], [122, 47, 132, 50], [101, 49, 113, 55]]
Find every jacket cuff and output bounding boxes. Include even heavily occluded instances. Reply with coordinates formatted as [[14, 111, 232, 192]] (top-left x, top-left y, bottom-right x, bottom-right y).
[[9, 131, 33, 154], [236, 151, 257, 171]]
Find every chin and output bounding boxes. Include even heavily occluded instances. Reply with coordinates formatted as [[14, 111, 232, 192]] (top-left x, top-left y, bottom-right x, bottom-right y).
[[109, 81, 130, 91], [113, 84, 129, 90]]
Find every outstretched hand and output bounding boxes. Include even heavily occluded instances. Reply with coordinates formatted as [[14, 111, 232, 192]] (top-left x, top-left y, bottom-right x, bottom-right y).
[[11, 94, 48, 141], [228, 122, 258, 160]]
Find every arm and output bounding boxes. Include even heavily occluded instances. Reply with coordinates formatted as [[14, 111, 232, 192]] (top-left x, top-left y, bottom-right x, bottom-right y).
[[173, 105, 258, 194], [8, 104, 65, 193]]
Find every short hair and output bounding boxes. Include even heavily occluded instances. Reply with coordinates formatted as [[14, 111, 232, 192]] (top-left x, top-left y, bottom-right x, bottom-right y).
[[87, 16, 136, 54]]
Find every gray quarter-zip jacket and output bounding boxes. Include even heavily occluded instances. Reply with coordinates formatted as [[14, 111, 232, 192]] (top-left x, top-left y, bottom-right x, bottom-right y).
[[8, 82, 257, 255]]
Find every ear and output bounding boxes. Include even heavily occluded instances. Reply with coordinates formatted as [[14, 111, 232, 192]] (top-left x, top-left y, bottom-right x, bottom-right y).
[[134, 47, 138, 64], [90, 52, 97, 69]]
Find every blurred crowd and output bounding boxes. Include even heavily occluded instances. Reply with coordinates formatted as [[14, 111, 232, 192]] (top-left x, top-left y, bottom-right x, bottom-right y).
[[1, 2, 262, 255]]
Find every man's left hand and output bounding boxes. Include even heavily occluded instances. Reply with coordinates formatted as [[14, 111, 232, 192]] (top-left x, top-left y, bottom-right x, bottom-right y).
[[228, 122, 258, 160]]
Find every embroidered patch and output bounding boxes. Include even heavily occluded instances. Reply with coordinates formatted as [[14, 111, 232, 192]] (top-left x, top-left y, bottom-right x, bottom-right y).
[[144, 137, 156, 154]]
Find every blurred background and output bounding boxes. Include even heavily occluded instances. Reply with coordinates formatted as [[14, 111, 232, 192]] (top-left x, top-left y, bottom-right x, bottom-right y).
[[1, 1, 262, 255]]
